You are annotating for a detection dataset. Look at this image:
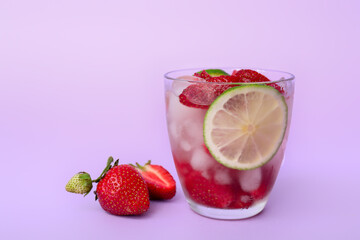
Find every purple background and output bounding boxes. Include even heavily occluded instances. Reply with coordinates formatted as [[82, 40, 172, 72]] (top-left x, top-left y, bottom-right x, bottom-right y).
[[1, 0, 359, 239]]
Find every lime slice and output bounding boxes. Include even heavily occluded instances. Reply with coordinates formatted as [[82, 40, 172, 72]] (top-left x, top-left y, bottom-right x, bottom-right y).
[[196, 69, 229, 77], [203, 85, 288, 170]]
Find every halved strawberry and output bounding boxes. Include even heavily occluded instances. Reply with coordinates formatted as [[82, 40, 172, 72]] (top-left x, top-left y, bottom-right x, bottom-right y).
[[179, 69, 236, 109], [134, 161, 176, 200], [179, 82, 233, 109], [185, 171, 234, 208], [179, 69, 284, 109], [179, 83, 217, 109], [232, 69, 270, 83]]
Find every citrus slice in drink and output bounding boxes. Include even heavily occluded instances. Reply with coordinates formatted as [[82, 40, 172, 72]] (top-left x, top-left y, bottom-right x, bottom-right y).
[[203, 85, 288, 170], [196, 69, 229, 77]]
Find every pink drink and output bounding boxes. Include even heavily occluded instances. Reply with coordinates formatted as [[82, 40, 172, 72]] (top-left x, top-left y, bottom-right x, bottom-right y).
[[164, 68, 295, 219]]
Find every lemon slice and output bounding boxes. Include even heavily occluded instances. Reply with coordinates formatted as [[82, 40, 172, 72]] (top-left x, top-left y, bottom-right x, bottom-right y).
[[204, 85, 288, 170]]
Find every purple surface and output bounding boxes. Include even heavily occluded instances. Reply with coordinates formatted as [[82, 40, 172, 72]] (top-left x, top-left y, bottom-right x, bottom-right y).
[[1, 0, 359, 239]]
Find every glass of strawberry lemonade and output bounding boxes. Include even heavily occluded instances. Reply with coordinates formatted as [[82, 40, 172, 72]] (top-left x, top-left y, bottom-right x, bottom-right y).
[[164, 68, 295, 219]]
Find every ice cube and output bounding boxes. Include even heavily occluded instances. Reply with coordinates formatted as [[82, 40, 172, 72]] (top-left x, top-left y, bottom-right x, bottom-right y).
[[190, 147, 215, 172], [171, 75, 202, 96], [214, 169, 232, 185], [168, 122, 180, 141], [182, 118, 205, 147], [171, 81, 188, 96], [166, 92, 202, 123], [180, 140, 192, 152], [201, 171, 211, 180], [166, 91, 206, 145], [240, 194, 252, 203], [239, 168, 262, 192], [171, 81, 188, 97]]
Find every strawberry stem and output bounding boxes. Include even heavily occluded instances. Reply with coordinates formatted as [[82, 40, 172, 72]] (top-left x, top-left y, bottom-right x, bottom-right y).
[[134, 160, 151, 170], [114, 159, 119, 166], [92, 156, 114, 183]]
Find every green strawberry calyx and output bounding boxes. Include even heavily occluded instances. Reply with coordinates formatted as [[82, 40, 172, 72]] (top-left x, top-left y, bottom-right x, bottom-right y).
[[130, 160, 151, 171], [92, 156, 119, 183]]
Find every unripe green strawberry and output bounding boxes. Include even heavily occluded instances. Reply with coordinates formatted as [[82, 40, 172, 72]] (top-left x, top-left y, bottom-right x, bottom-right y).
[[65, 172, 93, 195]]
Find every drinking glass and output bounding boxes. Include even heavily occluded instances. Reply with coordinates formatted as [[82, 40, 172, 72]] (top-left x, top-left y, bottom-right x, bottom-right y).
[[164, 68, 295, 219]]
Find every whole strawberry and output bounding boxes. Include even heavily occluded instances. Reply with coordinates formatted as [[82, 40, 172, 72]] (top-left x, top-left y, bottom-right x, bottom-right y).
[[65, 172, 93, 195], [96, 164, 150, 215], [133, 161, 176, 200]]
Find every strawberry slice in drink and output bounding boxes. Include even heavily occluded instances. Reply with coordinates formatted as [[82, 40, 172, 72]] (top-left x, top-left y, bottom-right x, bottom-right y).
[[179, 83, 218, 109], [231, 69, 270, 82], [174, 159, 193, 178], [194, 70, 213, 81], [179, 70, 234, 109], [232, 69, 285, 94], [185, 171, 234, 208], [179, 69, 284, 109]]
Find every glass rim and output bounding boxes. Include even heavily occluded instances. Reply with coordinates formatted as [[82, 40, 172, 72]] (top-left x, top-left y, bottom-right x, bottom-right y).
[[164, 67, 295, 85]]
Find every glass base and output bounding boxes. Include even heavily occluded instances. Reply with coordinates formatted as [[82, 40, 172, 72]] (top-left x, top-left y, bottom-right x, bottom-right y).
[[187, 199, 267, 220]]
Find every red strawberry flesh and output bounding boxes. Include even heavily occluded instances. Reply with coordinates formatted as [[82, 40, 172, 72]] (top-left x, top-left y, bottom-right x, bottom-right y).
[[232, 69, 285, 93], [185, 171, 233, 208], [231, 69, 270, 82], [194, 70, 212, 80], [173, 159, 193, 178], [179, 69, 284, 109], [135, 161, 176, 200], [179, 83, 218, 109]]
